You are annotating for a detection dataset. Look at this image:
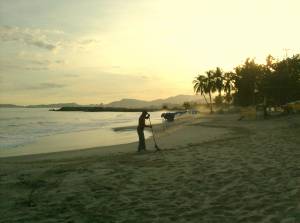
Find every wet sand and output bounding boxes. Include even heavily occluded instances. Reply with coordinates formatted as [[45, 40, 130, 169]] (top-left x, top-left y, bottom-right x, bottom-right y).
[[0, 114, 300, 222]]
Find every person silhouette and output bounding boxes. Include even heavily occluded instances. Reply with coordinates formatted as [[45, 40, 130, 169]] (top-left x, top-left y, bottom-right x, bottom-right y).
[[137, 111, 151, 152]]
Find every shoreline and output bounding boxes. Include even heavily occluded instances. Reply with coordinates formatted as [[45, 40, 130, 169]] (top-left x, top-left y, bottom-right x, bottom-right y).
[[0, 113, 216, 160], [0, 126, 153, 159], [0, 113, 207, 159], [0, 109, 165, 158]]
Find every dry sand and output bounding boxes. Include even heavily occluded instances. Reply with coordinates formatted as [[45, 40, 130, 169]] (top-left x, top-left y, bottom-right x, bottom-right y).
[[0, 114, 300, 222]]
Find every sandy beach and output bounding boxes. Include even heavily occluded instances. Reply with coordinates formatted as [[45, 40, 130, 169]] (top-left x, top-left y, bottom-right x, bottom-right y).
[[0, 113, 300, 222]]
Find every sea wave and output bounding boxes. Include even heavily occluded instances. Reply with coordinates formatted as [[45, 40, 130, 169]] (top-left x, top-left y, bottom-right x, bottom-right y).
[[0, 108, 163, 149]]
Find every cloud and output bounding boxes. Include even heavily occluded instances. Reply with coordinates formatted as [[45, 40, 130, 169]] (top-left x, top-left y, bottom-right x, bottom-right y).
[[64, 74, 79, 78], [0, 26, 62, 51], [29, 59, 66, 66], [55, 59, 65, 64], [1, 81, 68, 92], [69, 38, 101, 51], [0, 60, 47, 71], [0, 57, 67, 71], [0, 26, 101, 52], [29, 82, 67, 90], [78, 39, 98, 45], [140, 75, 149, 79], [30, 40, 56, 50]]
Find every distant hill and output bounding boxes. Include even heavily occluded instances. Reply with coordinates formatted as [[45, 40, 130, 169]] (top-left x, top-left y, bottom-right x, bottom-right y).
[[104, 99, 151, 108], [57, 107, 159, 112], [104, 94, 205, 108], [26, 103, 81, 108], [151, 94, 205, 106], [0, 104, 24, 108], [0, 94, 205, 109]]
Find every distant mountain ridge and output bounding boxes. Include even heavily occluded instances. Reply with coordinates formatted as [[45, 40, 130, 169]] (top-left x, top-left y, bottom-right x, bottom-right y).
[[104, 94, 205, 108], [0, 104, 23, 108], [27, 103, 81, 108], [0, 94, 205, 108]]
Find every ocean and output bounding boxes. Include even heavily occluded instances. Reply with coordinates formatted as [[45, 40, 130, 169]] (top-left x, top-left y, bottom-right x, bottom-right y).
[[0, 108, 163, 157]]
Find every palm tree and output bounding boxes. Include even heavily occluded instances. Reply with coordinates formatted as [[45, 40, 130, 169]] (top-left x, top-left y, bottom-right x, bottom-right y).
[[206, 70, 216, 112], [213, 67, 224, 97], [193, 75, 209, 104], [193, 71, 216, 113], [223, 72, 235, 104]]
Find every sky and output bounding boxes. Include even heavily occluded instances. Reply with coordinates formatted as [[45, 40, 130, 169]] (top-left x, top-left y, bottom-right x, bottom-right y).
[[0, 0, 299, 105]]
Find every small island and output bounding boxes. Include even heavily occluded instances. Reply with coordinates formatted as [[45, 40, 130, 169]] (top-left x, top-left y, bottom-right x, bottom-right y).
[[55, 106, 160, 112]]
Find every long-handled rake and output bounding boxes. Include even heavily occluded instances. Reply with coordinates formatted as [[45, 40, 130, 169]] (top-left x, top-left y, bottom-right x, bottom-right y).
[[149, 118, 161, 151]]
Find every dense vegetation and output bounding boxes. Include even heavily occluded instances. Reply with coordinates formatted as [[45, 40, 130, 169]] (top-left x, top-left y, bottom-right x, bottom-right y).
[[193, 54, 300, 113]]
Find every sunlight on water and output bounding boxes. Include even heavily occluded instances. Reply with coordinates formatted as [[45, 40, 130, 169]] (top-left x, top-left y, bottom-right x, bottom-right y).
[[0, 108, 163, 152]]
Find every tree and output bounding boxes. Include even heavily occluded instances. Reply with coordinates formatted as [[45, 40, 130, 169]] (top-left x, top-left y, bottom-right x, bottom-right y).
[[193, 71, 216, 113], [183, 101, 191, 110], [193, 75, 208, 104], [223, 72, 236, 104], [193, 54, 300, 110], [264, 54, 300, 105], [162, 104, 169, 110], [205, 70, 217, 112], [214, 95, 224, 106], [213, 67, 224, 97], [233, 58, 266, 106]]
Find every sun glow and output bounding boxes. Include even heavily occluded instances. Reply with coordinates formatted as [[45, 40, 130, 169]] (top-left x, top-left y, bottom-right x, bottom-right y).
[[0, 0, 299, 104]]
